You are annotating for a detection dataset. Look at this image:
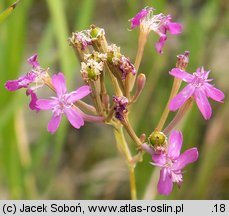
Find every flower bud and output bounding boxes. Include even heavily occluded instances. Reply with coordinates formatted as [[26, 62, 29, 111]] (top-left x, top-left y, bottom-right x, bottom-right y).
[[113, 96, 128, 121], [132, 73, 146, 102], [140, 133, 146, 143], [176, 51, 189, 70]]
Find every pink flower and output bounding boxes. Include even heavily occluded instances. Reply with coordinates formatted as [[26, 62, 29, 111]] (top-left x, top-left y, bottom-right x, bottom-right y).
[[4, 54, 48, 111], [5, 54, 44, 91], [130, 7, 182, 54], [155, 15, 182, 54], [36, 73, 91, 134], [169, 67, 225, 120], [142, 131, 198, 195]]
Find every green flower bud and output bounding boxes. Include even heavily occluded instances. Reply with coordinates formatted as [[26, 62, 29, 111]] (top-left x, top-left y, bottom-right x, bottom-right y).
[[149, 131, 166, 146]]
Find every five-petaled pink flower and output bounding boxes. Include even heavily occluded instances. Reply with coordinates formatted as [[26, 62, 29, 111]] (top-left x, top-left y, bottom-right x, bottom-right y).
[[169, 67, 225, 120], [130, 7, 182, 54], [142, 131, 198, 195], [36, 73, 91, 134]]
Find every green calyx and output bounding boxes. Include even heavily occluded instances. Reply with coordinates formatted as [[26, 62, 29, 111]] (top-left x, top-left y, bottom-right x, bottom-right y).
[[90, 25, 101, 38], [87, 67, 97, 80], [107, 51, 122, 64], [148, 131, 166, 146]]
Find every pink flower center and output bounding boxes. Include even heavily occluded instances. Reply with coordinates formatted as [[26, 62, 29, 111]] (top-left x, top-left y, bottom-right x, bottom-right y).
[[191, 71, 207, 88], [164, 157, 174, 168], [141, 12, 165, 32], [164, 157, 183, 184], [52, 95, 73, 115]]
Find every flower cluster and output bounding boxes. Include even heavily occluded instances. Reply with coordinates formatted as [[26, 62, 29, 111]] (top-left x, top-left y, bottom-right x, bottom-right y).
[[4, 5, 225, 199], [69, 30, 92, 50], [107, 44, 136, 80], [119, 56, 136, 80], [81, 52, 107, 81]]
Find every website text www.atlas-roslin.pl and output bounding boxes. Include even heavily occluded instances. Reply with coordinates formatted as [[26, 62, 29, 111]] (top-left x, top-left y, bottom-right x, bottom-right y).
[[87, 203, 183, 214]]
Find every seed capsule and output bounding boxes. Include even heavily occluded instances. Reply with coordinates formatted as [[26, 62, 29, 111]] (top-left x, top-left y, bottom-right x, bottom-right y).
[[90, 25, 101, 38], [149, 130, 166, 146]]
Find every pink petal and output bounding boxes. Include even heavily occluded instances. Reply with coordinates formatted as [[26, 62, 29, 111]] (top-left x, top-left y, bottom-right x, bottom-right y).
[[173, 148, 198, 171], [4, 72, 36, 91], [26, 89, 40, 111], [169, 68, 193, 83], [152, 153, 167, 165], [52, 73, 67, 97], [130, 8, 152, 29], [64, 107, 84, 129], [5, 79, 22, 91], [194, 88, 212, 120], [36, 99, 56, 110], [168, 131, 183, 159], [155, 35, 167, 54], [169, 84, 195, 111], [27, 54, 39, 68], [158, 168, 173, 196], [47, 114, 62, 134], [167, 22, 183, 35], [67, 85, 91, 103], [205, 83, 225, 102]]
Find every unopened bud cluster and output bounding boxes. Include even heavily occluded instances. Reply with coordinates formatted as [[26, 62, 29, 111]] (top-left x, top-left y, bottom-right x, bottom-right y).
[[69, 24, 140, 120]]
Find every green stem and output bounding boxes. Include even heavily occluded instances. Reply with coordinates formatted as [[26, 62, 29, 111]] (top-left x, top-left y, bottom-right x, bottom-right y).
[[122, 118, 142, 147], [105, 63, 123, 96], [113, 124, 137, 200], [163, 98, 194, 135], [128, 30, 148, 92], [156, 78, 182, 131], [129, 166, 137, 200]]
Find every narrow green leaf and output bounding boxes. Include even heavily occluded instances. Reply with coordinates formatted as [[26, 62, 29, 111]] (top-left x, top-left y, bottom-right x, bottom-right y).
[[0, 0, 20, 24]]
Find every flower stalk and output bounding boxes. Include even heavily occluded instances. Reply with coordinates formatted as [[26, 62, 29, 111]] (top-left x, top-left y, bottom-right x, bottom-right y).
[[122, 117, 142, 147], [88, 79, 104, 115], [156, 77, 182, 131], [156, 51, 190, 131], [127, 30, 148, 93], [113, 124, 137, 200], [163, 98, 194, 135]]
